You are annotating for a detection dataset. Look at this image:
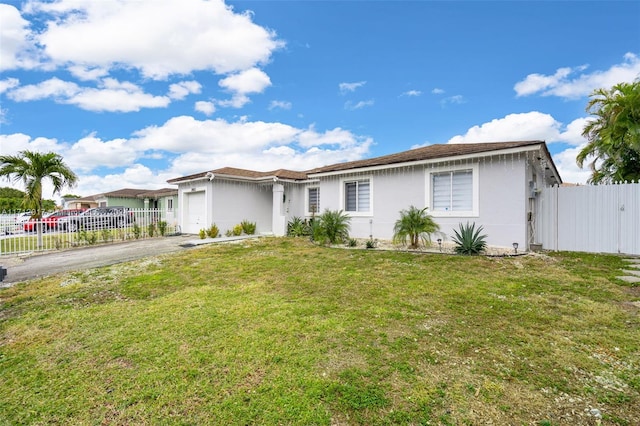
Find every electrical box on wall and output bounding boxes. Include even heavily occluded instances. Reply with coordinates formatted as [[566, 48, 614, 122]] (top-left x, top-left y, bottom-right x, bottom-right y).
[[529, 180, 538, 198]]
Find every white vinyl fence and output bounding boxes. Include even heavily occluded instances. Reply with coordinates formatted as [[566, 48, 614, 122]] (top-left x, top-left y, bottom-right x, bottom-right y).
[[538, 183, 640, 255], [0, 208, 180, 256]]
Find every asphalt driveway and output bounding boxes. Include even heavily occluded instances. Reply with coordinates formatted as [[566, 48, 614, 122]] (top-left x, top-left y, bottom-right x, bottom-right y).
[[0, 235, 199, 287]]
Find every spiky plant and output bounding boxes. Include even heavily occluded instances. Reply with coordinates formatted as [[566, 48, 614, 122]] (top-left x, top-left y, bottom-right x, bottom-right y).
[[313, 209, 351, 245], [393, 206, 440, 249], [451, 222, 487, 255]]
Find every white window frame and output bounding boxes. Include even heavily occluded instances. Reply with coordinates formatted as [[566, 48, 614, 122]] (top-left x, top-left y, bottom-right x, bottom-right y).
[[306, 186, 320, 216], [167, 198, 174, 212], [426, 164, 479, 217], [341, 176, 373, 216]]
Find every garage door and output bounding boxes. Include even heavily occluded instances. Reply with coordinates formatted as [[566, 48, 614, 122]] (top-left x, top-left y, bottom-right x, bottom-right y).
[[185, 191, 206, 234]]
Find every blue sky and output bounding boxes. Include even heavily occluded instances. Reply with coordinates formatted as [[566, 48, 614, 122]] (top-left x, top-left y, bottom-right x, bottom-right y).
[[1, 0, 639, 200]]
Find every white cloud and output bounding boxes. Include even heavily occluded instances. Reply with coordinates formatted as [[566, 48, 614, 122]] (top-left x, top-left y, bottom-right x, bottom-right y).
[[339, 81, 366, 94], [447, 112, 563, 144], [552, 144, 592, 184], [217, 67, 272, 108], [195, 101, 216, 116], [67, 65, 109, 81], [268, 100, 292, 110], [344, 99, 374, 110], [26, 0, 284, 79], [558, 117, 589, 146], [401, 90, 422, 97], [431, 88, 445, 95], [7, 77, 170, 112], [0, 4, 39, 71], [514, 53, 640, 99], [0, 78, 20, 94], [65, 134, 138, 172], [168, 81, 202, 100]]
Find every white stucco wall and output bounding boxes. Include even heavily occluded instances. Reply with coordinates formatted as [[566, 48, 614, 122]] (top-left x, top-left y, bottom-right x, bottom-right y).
[[210, 180, 272, 235], [315, 156, 531, 248]]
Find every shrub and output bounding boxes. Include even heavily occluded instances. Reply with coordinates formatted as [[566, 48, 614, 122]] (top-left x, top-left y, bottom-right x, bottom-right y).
[[347, 238, 358, 247], [225, 229, 233, 237], [199, 229, 206, 239], [451, 222, 487, 255], [240, 220, 256, 235], [132, 223, 142, 239], [101, 228, 112, 243], [287, 217, 311, 237], [207, 224, 219, 238], [147, 223, 156, 237], [313, 209, 351, 245], [366, 239, 378, 249], [393, 206, 440, 249], [232, 224, 243, 236], [157, 221, 168, 236]]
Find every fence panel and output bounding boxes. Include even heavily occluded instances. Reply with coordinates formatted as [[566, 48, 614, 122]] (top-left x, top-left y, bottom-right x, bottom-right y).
[[538, 183, 640, 255], [0, 208, 179, 257]]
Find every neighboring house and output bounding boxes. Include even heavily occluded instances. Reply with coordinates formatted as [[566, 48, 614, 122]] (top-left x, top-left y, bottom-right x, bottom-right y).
[[64, 188, 179, 225], [167, 141, 562, 249]]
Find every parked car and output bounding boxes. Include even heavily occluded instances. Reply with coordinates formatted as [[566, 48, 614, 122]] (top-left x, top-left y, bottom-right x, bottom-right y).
[[57, 206, 135, 232], [23, 209, 87, 232]]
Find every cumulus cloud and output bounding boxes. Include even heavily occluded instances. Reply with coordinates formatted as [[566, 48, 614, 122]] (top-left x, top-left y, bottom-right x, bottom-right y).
[[25, 0, 284, 79], [216, 67, 272, 108], [440, 95, 466, 106], [431, 88, 445, 95], [339, 81, 366, 94], [65, 134, 138, 172], [514, 53, 640, 99], [168, 81, 202, 100], [195, 101, 216, 116], [447, 112, 563, 144], [0, 78, 20, 94], [7, 77, 171, 112], [552, 145, 592, 184], [0, 4, 39, 71]]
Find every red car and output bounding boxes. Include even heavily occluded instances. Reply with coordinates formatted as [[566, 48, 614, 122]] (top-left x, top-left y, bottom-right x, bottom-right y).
[[23, 209, 86, 232]]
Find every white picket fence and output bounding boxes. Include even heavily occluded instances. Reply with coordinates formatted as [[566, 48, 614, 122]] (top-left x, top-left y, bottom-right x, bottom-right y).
[[0, 208, 180, 256], [537, 182, 640, 255]]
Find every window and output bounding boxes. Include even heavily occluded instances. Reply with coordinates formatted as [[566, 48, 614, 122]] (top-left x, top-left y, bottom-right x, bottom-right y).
[[428, 166, 478, 216], [344, 179, 370, 213], [307, 187, 320, 214], [167, 198, 174, 212]]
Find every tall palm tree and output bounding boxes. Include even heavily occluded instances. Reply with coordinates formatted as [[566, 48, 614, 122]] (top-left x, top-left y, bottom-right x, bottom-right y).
[[393, 206, 440, 249], [0, 151, 78, 247], [577, 80, 640, 184]]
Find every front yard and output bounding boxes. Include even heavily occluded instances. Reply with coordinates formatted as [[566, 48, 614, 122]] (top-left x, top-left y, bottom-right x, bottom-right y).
[[0, 238, 638, 425]]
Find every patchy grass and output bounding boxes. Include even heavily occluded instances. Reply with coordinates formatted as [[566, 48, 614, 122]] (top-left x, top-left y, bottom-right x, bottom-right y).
[[1, 238, 638, 425]]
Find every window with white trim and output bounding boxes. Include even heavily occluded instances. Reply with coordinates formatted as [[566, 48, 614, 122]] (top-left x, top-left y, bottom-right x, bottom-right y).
[[167, 198, 173, 212], [427, 165, 478, 217], [307, 187, 320, 215], [344, 179, 370, 213]]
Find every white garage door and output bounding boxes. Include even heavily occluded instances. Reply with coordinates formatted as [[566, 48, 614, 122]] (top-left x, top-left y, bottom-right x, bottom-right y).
[[185, 191, 205, 234]]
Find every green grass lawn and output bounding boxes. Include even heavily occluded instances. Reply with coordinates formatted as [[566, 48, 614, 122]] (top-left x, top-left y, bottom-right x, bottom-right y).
[[1, 238, 638, 425]]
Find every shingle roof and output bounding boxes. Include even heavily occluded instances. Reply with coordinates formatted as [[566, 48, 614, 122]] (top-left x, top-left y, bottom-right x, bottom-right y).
[[167, 140, 558, 184], [92, 188, 178, 199], [308, 140, 545, 174]]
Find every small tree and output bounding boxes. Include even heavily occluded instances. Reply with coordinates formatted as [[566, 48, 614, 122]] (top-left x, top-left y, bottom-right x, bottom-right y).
[[313, 209, 351, 245], [393, 206, 440, 249]]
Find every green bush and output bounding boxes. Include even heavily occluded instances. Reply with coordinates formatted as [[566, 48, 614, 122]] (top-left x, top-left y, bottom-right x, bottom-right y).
[[287, 217, 311, 237], [451, 222, 487, 255], [132, 223, 142, 239], [199, 229, 206, 239], [232, 224, 243, 236], [366, 239, 378, 249], [240, 220, 256, 235], [393, 206, 440, 249], [157, 221, 167, 236], [207, 224, 219, 238], [147, 223, 156, 237], [313, 209, 351, 245], [347, 238, 358, 247]]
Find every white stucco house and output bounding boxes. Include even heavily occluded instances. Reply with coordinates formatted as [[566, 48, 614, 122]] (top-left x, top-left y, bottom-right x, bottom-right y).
[[167, 140, 562, 249]]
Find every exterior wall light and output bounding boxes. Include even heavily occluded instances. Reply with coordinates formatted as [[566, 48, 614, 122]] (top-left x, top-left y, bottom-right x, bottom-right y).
[[513, 242, 519, 254], [437, 238, 442, 252]]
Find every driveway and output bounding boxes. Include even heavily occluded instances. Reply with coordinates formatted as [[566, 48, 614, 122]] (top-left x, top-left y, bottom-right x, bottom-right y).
[[0, 235, 198, 287]]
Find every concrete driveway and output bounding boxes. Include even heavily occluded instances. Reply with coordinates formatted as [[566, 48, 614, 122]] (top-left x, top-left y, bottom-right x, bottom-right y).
[[0, 235, 198, 287]]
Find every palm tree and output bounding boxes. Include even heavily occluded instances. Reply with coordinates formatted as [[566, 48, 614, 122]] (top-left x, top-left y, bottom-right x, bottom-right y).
[[312, 209, 351, 245], [0, 151, 78, 247], [393, 206, 440, 249], [577, 80, 640, 184]]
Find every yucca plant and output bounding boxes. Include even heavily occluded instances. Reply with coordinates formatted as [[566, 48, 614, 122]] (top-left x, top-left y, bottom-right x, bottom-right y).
[[392, 206, 440, 249], [451, 222, 487, 255], [312, 209, 351, 245], [240, 220, 256, 235], [287, 217, 310, 237]]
